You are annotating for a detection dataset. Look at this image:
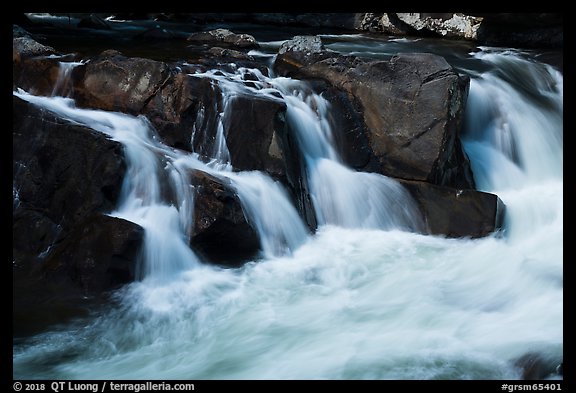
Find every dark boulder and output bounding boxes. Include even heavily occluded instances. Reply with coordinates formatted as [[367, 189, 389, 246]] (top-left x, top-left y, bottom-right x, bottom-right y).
[[12, 35, 57, 59], [12, 209, 63, 268], [187, 28, 259, 49], [13, 96, 144, 337], [224, 91, 320, 229], [13, 55, 61, 97], [15, 49, 271, 157], [513, 352, 563, 380], [13, 53, 83, 97], [144, 66, 271, 154], [13, 94, 128, 274], [223, 94, 288, 179], [72, 52, 171, 114], [42, 214, 144, 293], [13, 214, 143, 338], [179, 75, 292, 179], [274, 35, 332, 77], [304, 79, 375, 171], [12, 33, 61, 95], [12, 41, 271, 158], [66, 54, 270, 155], [144, 71, 210, 151], [275, 45, 475, 189], [13, 96, 125, 228], [182, 80, 316, 229], [190, 170, 260, 266], [399, 179, 505, 238]]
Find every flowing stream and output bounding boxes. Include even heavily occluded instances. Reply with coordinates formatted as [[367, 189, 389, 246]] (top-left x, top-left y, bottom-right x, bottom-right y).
[[13, 31, 562, 380]]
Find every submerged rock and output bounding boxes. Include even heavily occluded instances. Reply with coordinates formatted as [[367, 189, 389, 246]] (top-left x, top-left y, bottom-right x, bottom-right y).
[[513, 352, 563, 380]]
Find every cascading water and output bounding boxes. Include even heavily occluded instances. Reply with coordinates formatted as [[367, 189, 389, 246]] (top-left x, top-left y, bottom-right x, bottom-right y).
[[13, 39, 562, 380], [192, 67, 424, 231], [12, 91, 202, 281], [461, 49, 563, 242], [273, 78, 424, 231], [462, 49, 563, 189], [51, 60, 83, 97]]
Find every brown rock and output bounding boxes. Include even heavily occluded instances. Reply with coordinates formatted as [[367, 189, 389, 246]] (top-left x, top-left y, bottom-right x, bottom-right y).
[[399, 179, 505, 238], [73, 53, 171, 114], [190, 170, 260, 266], [275, 47, 475, 189]]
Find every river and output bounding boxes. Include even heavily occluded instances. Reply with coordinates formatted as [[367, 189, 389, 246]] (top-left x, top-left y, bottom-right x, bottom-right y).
[[13, 16, 563, 380]]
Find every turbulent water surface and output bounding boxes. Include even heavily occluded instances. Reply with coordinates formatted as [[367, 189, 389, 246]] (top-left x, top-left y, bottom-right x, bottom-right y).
[[13, 23, 562, 380]]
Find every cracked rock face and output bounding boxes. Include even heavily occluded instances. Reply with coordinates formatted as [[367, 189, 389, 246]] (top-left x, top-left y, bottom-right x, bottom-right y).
[[275, 48, 475, 189], [73, 54, 171, 114], [273, 42, 505, 240]]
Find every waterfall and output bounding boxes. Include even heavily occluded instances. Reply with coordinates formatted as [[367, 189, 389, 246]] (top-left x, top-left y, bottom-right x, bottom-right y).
[[14, 59, 425, 282], [193, 67, 424, 232], [271, 79, 424, 231], [13, 42, 562, 380], [227, 172, 309, 258], [51, 61, 83, 97], [462, 50, 563, 189], [13, 91, 201, 281], [461, 49, 563, 241]]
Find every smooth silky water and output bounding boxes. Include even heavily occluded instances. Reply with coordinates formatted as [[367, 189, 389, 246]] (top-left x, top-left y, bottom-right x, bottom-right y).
[[13, 33, 562, 380]]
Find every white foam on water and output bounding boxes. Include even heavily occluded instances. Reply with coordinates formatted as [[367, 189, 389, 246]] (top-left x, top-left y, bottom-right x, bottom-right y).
[[13, 46, 562, 379]]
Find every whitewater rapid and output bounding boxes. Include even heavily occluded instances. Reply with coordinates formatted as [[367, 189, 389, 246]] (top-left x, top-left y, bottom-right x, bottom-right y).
[[13, 44, 562, 380]]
